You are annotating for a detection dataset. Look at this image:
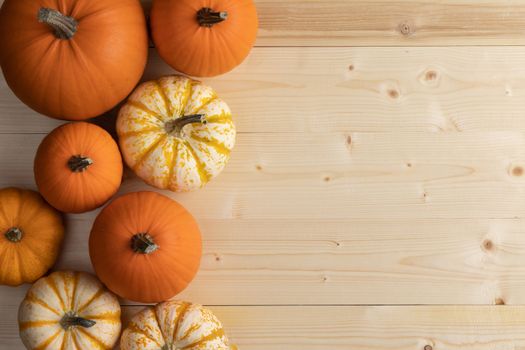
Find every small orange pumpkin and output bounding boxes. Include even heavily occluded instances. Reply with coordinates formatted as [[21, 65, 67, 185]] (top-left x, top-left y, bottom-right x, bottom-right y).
[[89, 191, 202, 303], [0, 0, 148, 120], [34, 122, 123, 213], [0, 188, 64, 286], [150, 0, 258, 77]]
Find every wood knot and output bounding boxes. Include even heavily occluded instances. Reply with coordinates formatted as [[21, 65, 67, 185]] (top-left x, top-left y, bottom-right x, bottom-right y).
[[322, 276, 329, 282], [511, 166, 523, 177], [215, 255, 222, 262], [406, 162, 412, 168], [424, 346, 433, 350], [425, 71, 437, 81], [348, 64, 354, 71], [399, 22, 413, 36], [388, 89, 400, 99], [256, 165, 263, 171], [482, 239, 493, 251], [323, 176, 331, 182], [495, 298, 505, 305]]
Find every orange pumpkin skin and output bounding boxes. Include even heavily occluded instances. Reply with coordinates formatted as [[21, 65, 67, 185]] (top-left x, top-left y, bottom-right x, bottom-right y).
[[0, 188, 64, 286], [34, 122, 123, 213], [89, 191, 202, 303], [0, 0, 148, 120], [151, 0, 258, 77]]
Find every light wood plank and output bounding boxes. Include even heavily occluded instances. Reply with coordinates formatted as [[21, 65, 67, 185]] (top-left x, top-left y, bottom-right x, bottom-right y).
[[4, 132, 525, 219], [139, 0, 525, 46], [7, 47, 525, 133], [2, 0, 525, 46], [3, 217, 525, 305], [2, 304, 525, 349]]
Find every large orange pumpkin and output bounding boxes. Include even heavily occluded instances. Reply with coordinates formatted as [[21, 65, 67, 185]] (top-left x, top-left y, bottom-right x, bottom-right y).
[[0, 188, 64, 286], [89, 191, 202, 303], [0, 0, 148, 120], [34, 122, 123, 213], [150, 0, 258, 77]]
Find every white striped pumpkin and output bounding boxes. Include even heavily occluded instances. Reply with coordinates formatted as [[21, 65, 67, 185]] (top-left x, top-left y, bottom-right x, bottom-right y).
[[18, 271, 121, 350], [117, 75, 236, 192], [121, 301, 237, 350]]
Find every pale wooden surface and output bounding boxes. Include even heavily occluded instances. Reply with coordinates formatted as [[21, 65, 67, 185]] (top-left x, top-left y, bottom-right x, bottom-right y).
[[3, 0, 525, 349]]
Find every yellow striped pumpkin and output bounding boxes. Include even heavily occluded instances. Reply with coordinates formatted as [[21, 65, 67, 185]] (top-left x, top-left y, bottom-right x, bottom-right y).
[[18, 271, 121, 350], [117, 75, 236, 192], [121, 301, 237, 350]]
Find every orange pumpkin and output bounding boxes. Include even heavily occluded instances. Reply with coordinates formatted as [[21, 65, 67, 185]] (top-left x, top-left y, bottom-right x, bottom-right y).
[[150, 0, 258, 77], [34, 122, 123, 213], [0, 188, 64, 286], [0, 0, 148, 120], [89, 191, 202, 303]]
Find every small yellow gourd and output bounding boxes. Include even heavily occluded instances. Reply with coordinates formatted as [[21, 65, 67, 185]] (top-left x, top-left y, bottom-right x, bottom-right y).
[[18, 271, 121, 350], [121, 300, 237, 350]]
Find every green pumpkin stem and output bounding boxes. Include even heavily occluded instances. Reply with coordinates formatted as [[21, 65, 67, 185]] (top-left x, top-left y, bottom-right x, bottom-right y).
[[38, 8, 78, 40], [197, 8, 228, 27], [4, 227, 22, 243], [68, 155, 93, 173], [131, 233, 159, 254], [165, 114, 207, 135], [60, 312, 96, 330]]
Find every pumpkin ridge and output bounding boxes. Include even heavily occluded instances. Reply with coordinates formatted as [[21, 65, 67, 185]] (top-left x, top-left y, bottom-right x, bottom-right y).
[[127, 101, 165, 123], [19, 320, 57, 331], [81, 312, 120, 322], [45, 275, 66, 311], [189, 134, 231, 156], [33, 329, 62, 350], [181, 328, 226, 349], [179, 78, 193, 116], [118, 128, 163, 138], [132, 134, 168, 173], [70, 272, 79, 311], [71, 330, 82, 349], [191, 95, 217, 115], [205, 114, 233, 125], [76, 286, 105, 314], [181, 142, 210, 185], [154, 81, 173, 117], [166, 141, 180, 189], [127, 320, 163, 347], [76, 327, 108, 349], [24, 293, 61, 316], [170, 302, 190, 346]]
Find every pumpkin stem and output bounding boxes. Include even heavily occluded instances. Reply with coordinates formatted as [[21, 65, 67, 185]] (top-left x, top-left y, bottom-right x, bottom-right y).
[[4, 227, 22, 243], [60, 312, 96, 330], [38, 8, 78, 40], [197, 8, 228, 27], [68, 155, 93, 172], [131, 233, 159, 254], [165, 114, 207, 136]]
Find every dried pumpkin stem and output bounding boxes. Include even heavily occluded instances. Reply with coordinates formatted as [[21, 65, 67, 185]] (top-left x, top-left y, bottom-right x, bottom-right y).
[[60, 312, 96, 329], [4, 227, 22, 243], [68, 155, 93, 172], [38, 8, 78, 40], [197, 7, 228, 27], [165, 114, 207, 135], [131, 233, 159, 254]]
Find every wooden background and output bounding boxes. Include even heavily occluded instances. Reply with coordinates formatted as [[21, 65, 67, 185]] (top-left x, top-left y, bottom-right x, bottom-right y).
[[4, 0, 525, 348]]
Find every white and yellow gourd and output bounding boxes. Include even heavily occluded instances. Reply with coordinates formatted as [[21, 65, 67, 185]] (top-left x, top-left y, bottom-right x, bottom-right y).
[[120, 300, 237, 350], [117, 75, 236, 192], [18, 271, 121, 350]]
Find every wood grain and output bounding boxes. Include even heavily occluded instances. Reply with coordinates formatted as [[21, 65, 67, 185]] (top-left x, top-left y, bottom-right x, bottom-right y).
[[6, 47, 525, 134], [2, 304, 525, 349], [138, 0, 525, 47], [3, 216, 525, 306], [4, 132, 525, 220]]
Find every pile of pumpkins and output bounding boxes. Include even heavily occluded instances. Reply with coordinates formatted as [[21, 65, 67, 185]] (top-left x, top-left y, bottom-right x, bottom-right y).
[[0, 0, 258, 349]]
